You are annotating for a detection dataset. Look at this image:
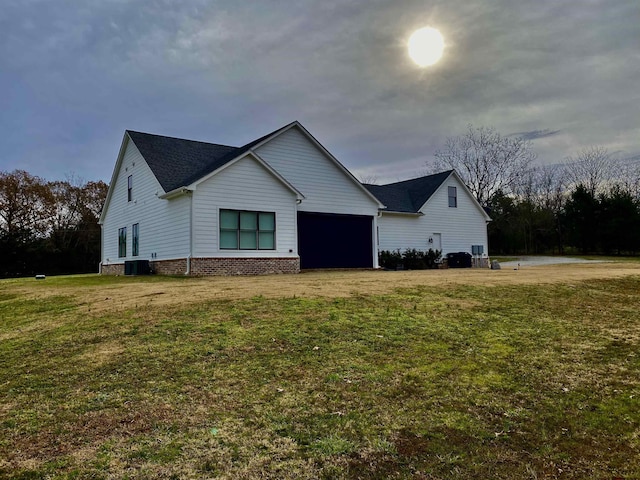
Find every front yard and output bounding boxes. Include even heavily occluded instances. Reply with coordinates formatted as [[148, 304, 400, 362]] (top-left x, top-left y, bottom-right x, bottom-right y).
[[1, 265, 639, 478]]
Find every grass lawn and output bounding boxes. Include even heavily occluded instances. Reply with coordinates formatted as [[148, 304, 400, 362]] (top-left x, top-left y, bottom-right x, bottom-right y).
[[1, 267, 639, 479]]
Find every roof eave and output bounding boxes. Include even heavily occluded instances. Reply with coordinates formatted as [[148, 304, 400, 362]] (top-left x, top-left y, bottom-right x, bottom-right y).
[[380, 210, 423, 216], [98, 132, 132, 224], [158, 187, 193, 200]]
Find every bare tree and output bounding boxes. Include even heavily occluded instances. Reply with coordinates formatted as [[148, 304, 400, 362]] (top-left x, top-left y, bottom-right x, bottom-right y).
[[514, 164, 568, 212], [563, 146, 617, 196], [613, 158, 640, 199], [430, 125, 537, 206], [358, 173, 380, 185]]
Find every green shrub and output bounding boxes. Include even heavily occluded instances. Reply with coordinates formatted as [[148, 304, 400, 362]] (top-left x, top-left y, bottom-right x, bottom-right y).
[[379, 249, 403, 269], [378, 248, 441, 270]]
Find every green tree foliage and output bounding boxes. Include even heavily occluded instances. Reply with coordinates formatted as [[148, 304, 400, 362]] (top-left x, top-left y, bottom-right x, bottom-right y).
[[489, 183, 640, 256], [563, 185, 600, 254], [488, 192, 560, 255], [0, 170, 108, 277], [597, 186, 640, 255]]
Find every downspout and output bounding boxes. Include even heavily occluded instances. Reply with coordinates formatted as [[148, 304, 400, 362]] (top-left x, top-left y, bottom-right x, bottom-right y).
[[99, 224, 104, 274], [295, 199, 302, 270], [373, 211, 382, 269], [186, 191, 193, 275]]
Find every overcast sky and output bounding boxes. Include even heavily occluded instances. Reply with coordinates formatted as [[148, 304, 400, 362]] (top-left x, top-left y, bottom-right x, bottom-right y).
[[2, 0, 639, 184]]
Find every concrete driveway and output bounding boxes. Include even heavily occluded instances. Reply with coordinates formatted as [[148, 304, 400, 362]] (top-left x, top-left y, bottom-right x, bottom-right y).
[[499, 256, 605, 268]]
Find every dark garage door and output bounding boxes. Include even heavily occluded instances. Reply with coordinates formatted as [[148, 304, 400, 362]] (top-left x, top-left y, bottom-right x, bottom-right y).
[[298, 212, 373, 269]]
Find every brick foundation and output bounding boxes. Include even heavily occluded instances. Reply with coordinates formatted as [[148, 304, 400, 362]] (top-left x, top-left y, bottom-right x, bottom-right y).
[[190, 257, 299, 276], [150, 258, 188, 276], [101, 257, 299, 276], [100, 263, 124, 275]]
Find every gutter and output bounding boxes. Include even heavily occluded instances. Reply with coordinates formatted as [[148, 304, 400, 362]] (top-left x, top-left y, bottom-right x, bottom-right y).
[[380, 210, 424, 217], [159, 187, 192, 200]]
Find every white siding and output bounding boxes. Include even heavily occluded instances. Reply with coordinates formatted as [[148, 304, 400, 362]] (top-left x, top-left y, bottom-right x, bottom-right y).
[[101, 139, 190, 265], [192, 156, 298, 257], [256, 128, 379, 216], [378, 175, 489, 255]]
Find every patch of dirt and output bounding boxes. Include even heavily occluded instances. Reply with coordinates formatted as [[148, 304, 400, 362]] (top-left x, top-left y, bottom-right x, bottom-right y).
[[6, 402, 177, 466], [393, 427, 473, 458], [345, 451, 405, 479], [9, 262, 640, 315]]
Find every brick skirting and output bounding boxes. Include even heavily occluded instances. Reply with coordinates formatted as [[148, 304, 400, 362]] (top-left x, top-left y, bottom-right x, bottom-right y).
[[101, 257, 299, 276], [190, 257, 299, 276], [150, 258, 188, 276], [100, 263, 124, 275]]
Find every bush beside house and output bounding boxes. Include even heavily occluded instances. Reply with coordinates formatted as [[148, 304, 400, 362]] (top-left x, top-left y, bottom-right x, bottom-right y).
[[379, 248, 442, 270]]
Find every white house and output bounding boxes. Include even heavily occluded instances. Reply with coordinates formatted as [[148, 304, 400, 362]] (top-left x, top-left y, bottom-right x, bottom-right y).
[[364, 170, 491, 266], [99, 121, 383, 275], [99, 121, 490, 275]]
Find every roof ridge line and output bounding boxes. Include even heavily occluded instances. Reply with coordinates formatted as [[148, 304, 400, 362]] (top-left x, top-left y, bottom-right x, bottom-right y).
[[126, 130, 238, 149], [377, 169, 453, 187]]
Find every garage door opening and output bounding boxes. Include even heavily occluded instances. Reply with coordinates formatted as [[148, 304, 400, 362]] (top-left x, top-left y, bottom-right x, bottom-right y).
[[297, 212, 373, 269]]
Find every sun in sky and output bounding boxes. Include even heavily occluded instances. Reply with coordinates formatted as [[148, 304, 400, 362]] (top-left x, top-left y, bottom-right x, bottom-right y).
[[408, 26, 445, 67]]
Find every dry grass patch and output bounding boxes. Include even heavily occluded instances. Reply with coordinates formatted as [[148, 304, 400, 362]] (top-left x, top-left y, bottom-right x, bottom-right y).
[[4, 262, 640, 316], [78, 340, 126, 366]]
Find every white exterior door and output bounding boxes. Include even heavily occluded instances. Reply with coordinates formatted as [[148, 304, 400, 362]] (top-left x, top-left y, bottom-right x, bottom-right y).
[[429, 233, 442, 252]]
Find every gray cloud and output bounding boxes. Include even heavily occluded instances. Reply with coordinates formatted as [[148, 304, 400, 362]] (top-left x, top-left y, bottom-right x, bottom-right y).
[[1, 0, 638, 183], [511, 129, 561, 141]]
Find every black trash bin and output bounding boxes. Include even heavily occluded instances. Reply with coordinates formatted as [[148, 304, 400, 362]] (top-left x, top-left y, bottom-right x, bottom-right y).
[[446, 252, 472, 268]]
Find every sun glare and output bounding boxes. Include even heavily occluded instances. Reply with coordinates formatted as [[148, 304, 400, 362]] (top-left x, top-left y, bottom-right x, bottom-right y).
[[408, 27, 445, 67]]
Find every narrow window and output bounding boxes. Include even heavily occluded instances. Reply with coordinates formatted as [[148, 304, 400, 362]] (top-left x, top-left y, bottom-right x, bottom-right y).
[[220, 209, 275, 250], [448, 186, 457, 208], [257, 212, 275, 250], [132, 223, 139, 256], [127, 175, 133, 202], [239, 211, 258, 249], [118, 227, 127, 257], [220, 210, 239, 249]]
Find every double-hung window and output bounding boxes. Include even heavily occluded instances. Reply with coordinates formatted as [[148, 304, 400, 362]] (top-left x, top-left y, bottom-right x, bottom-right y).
[[220, 210, 275, 250], [132, 223, 139, 256], [118, 227, 127, 257], [448, 186, 457, 208]]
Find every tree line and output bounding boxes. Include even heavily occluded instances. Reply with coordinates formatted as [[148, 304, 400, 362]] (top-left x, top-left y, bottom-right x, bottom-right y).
[[0, 170, 108, 278], [430, 126, 640, 256]]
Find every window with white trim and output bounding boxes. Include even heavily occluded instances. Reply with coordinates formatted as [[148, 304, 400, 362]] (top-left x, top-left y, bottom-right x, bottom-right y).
[[127, 175, 133, 202], [132, 223, 139, 256], [448, 186, 457, 208], [220, 210, 275, 250], [118, 227, 127, 257]]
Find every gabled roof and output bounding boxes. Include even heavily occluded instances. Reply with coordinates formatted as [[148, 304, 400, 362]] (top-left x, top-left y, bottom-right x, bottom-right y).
[[236, 121, 385, 209], [364, 170, 454, 213], [127, 122, 293, 193], [125, 120, 383, 208]]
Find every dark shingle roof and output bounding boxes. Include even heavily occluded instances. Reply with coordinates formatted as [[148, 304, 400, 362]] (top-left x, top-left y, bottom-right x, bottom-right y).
[[127, 122, 293, 193], [364, 170, 453, 213]]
